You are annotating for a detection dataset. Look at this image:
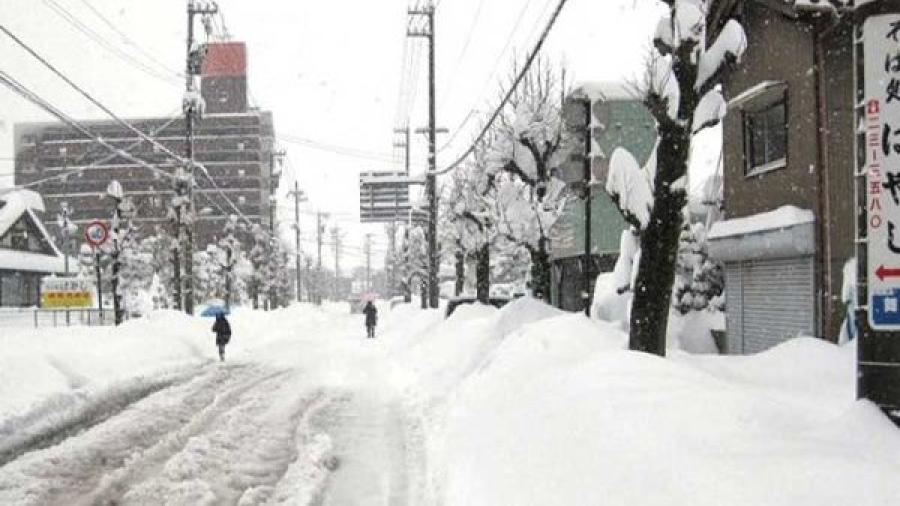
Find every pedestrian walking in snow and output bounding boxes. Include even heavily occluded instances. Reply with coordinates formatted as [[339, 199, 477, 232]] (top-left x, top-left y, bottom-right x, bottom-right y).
[[363, 301, 378, 339], [212, 313, 232, 361]]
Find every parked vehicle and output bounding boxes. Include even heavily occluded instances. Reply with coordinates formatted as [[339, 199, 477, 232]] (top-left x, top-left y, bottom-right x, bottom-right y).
[[444, 296, 511, 318]]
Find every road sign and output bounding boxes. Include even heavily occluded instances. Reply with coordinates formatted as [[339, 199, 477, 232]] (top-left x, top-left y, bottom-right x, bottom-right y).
[[359, 171, 421, 223], [40, 277, 93, 308], [863, 14, 900, 330], [84, 220, 109, 248]]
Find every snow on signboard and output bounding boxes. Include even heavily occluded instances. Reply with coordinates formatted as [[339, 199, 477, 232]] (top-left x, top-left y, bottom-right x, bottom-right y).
[[864, 14, 900, 330]]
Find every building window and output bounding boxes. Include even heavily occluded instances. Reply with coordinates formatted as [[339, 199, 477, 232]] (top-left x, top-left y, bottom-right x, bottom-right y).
[[743, 98, 787, 176]]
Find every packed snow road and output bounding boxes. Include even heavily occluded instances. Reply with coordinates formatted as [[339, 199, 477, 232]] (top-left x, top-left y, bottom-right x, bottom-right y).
[[0, 305, 425, 506]]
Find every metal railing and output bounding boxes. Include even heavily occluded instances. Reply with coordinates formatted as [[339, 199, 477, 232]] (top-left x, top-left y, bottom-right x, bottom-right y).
[[0, 308, 117, 329]]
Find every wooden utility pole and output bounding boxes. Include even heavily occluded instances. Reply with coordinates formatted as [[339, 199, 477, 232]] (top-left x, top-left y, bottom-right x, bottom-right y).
[[182, 0, 218, 315], [269, 149, 286, 232], [408, 1, 439, 309], [315, 211, 327, 304], [291, 182, 306, 302], [331, 225, 342, 301], [364, 233, 373, 292], [581, 98, 593, 317]]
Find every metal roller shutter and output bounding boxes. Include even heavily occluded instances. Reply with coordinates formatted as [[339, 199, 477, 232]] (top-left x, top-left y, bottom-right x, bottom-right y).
[[724, 262, 743, 354], [740, 256, 815, 353]]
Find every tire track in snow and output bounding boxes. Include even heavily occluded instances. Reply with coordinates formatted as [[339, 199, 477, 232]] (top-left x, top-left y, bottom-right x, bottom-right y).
[[0, 366, 205, 468], [0, 363, 259, 505], [78, 365, 293, 506]]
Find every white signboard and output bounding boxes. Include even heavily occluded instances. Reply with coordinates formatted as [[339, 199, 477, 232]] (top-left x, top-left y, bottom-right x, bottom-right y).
[[865, 15, 900, 329]]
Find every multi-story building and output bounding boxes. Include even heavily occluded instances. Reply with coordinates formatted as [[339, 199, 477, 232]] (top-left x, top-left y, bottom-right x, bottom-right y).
[[706, 0, 854, 353], [13, 42, 277, 249], [549, 83, 654, 311]]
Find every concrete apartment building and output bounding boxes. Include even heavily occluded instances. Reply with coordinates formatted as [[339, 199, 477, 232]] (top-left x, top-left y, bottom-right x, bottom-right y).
[[13, 42, 277, 249], [549, 83, 653, 311], [706, 0, 855, 353]]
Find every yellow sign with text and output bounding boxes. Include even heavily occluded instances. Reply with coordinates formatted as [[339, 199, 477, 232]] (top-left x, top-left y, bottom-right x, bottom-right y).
[[40, 278, 93, 308]]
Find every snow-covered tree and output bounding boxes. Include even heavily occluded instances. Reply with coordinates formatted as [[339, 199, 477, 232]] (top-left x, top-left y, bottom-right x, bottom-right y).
[[672, 220, 723, 314], [142, 226, 177, 309], [605, 0, 746, 355], [217, 215, 243, 308], [398, 226, 428, 306], [489, 58, 570, 301], [247, 223, 268, 309], [449, 141, 505, 303]]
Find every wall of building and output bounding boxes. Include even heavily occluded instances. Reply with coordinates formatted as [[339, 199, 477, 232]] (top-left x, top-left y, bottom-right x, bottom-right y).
[[719, 2, 857, 343], [13, 112, 275, 249], [722, 2, 819, 220], [821, 22, 856, 342]]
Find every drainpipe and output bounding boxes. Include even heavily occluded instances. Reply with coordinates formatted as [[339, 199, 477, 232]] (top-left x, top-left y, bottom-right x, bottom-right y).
[[813, 16, 844, 343]]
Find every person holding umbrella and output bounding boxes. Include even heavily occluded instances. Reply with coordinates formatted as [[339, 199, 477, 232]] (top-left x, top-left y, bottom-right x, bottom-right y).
[[212, 312, 232, 361], [363, 300, 378, 339]]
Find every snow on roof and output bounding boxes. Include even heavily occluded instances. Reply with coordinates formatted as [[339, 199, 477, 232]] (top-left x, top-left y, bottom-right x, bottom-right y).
[[0, 189, 68, 273], [0, 248, 67, 274], [0, 189, 46, 237], [708, 205, 814, 240], [571, 82, 640, 103]]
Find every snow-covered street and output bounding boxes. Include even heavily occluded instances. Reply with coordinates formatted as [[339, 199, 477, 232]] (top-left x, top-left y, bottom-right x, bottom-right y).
[[0, 304, 428, 505], [2, 298, 900, 505]]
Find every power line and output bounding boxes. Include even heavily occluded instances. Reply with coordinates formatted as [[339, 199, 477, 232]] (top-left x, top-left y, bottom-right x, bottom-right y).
[[74, 0, 184, 79], [437, 0, 486, 111], [0, 24, 188, 168], [13, 115, 182, 192], [41, 0, 181, 88], [0, 70, 178, 184], [437, 0, 536, 154], [436, 0, 569, 175]]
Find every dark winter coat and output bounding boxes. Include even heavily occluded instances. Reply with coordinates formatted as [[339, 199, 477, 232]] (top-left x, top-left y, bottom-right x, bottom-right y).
[[363, 302, 377, 327], [212, 314, 232, 345]]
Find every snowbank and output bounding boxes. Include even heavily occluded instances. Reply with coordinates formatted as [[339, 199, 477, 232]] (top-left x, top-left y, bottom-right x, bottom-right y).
[[382, 298, 900, 506], [0, 310, 209, 421]]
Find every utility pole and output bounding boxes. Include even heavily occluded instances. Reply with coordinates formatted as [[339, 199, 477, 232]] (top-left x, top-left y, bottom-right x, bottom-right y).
[[182, 0, 218, 316], [388, 127, 412, 298], [331, 225, 342, 301], [269, 149, 286, 233], [290, 182, 306, 303], [408, 1, 439, 309], [364, 233, 373, 292], [315, 211, 327, 304], [581, 98, 593, 317], [393, 126, 411, 176]]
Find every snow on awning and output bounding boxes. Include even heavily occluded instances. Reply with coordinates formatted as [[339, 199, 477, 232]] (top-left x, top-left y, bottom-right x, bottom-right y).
[[728, 80, 786, 110], [708, 206, 816, 262]]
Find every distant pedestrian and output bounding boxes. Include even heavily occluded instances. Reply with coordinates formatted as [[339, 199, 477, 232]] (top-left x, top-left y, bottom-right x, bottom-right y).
[[363, 301, 378, 339], [212, 313, 232, 361]]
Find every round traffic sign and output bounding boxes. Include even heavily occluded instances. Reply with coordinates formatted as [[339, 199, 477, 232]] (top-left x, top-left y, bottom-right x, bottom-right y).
[[84, 220, 109, 247]]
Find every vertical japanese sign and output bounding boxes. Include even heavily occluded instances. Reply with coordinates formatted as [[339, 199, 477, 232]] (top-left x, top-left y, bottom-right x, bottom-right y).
[[865, 15, 900, 330]]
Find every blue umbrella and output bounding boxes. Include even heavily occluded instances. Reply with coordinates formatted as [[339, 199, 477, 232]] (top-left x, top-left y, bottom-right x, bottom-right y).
[[200, 300, 230, 317]]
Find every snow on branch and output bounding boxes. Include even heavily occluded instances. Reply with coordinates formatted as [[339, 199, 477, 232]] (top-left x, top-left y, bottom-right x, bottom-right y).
[[606, 147, 653, 230], [692, 88, 726, 134], [696, 19, 747, 92]]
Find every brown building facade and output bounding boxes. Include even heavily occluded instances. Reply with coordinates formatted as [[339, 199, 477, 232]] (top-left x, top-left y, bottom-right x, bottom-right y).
[[707, 0, 855, 352], [12, 42, 276, 250]]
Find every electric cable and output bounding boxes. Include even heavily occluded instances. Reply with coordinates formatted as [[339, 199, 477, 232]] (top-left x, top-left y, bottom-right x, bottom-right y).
[[435, 0, 569, 176], [41, 0, 181, 87]]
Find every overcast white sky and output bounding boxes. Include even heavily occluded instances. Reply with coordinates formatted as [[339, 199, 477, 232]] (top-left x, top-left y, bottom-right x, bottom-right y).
[[0, 0, 691, 268]]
